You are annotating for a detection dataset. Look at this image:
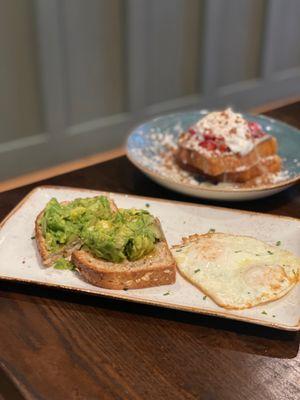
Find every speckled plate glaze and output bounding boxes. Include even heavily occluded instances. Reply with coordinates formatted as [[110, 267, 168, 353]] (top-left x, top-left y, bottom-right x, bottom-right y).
[[0, 186, 299, 331], [126, 110, 300, 201]]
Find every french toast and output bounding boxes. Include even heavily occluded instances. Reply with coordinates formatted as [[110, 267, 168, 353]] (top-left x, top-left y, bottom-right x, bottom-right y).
[[176, 108, 281, 183]]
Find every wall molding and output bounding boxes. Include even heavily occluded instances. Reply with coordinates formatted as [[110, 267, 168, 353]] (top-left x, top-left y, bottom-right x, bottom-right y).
[[0, 147, 125, 193], [0, 134, 47, 154], [65, 113, 131, 136]]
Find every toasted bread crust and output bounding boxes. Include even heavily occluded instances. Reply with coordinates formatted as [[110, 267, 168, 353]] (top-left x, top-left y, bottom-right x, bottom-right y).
[[72, 245, 176, 290], [209, 155, 281, 183], [35, 210, 55, 267], [176, 154, 281, 183], [35, 197, 117, 267], [176, 136, 278, 177], [219, 155, 281, 182]]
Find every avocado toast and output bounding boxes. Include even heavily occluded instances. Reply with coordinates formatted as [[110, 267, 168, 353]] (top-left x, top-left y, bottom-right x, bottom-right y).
[[35, 196, 176, 289]]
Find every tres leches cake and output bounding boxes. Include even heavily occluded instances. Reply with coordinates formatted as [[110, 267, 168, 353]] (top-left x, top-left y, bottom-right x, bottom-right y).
[[176, 108, 282, 183]]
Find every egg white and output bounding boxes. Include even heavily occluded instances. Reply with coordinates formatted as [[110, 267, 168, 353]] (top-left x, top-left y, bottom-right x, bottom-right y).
[[172, 233, 300, 309]]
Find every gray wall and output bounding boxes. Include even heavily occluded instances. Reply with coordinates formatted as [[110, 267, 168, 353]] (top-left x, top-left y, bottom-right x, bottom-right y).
[[1, 0, 300, 180]]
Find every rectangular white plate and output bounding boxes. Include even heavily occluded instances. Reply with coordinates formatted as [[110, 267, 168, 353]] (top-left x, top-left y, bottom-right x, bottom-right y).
[[0, 185, 299, 331]]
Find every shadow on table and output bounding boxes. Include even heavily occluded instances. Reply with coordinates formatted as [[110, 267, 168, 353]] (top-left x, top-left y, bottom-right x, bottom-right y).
[[128, 165, 300, 218], [0, 280, 298, 360]]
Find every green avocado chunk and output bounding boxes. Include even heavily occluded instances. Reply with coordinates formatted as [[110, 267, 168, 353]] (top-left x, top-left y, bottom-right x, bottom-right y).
[[41, 196, 113, 252], [53, 258, 75, 270], [81, 209, 162, 263]]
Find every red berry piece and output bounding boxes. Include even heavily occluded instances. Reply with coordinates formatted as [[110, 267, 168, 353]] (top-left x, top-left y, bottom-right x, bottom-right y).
[[252, 131, 265, 139], [203, 129, 215, 140], [200, 140, 217, 151], [219, 143, 229, 152], [248, 121, 261, 132]]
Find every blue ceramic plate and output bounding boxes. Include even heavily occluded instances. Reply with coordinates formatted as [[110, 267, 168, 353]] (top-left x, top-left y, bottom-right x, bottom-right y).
[[126, 110, 300, 201]]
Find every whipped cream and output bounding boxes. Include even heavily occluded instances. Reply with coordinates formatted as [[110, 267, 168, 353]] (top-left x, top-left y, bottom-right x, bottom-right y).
[[185, 108, 259, 156]]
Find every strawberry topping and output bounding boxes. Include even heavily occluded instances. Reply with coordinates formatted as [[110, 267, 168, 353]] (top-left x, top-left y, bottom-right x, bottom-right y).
[[203, 129, 215, 140], [199, 140, 217, 151], [248, 121, 262, 132], [183, 110, 269, 155], [248, 121, 266, 139], [218, 143, 229, 152]]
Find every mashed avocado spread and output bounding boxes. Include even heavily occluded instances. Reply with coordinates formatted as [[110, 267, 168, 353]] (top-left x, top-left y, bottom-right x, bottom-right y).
[[41, 197, 161, 263], [82, 209, 162, 262], [41, 196, 113, 252], [54, 258, 75, 270]]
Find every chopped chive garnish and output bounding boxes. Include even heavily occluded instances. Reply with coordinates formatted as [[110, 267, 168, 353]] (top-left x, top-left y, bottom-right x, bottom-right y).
[[31, 236, 35, 240], [272, 315, 276, 318], [194, 269, 200, 273], [175, 249, 182, 252], [145, 203, 150, 208], [203, 295, 207, 300], [267, 250, 273, 255], [276, 241, 281, 246], [262, 311, 267, 315], [235, 250, 242, 253], [163, 291, 170, 296], [208, 228, 215, 233]]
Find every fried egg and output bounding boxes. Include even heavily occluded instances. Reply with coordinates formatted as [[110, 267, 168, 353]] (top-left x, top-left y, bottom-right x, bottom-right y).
[[172, 233, 300, 309]]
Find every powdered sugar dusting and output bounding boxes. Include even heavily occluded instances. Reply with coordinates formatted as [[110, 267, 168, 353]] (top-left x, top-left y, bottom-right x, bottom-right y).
[[269, 170, 291, 184], [293, 158, 300, 167]]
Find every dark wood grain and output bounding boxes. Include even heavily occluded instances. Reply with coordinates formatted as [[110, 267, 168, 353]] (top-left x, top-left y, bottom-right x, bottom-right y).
[[0, 103, 300, 400]]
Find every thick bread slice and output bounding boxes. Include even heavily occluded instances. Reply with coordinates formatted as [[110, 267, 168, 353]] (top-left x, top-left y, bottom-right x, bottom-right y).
[[206, 155, 281, 183], [72, 222, 176, 289], [35, 198, 117, 267], [177, 135, 278, 177], [222, 154, 281, 183], [177, 154, 281, 183], [72, 241, 176, 290]]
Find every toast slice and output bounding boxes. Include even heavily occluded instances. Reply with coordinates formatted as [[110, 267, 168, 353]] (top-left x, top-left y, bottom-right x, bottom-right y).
[[221, 154, 281, 183], [177, 135, 279, 177], [72, 221, 176, 290], [177, 154, 282, 183], [35, 197, 117, 267]]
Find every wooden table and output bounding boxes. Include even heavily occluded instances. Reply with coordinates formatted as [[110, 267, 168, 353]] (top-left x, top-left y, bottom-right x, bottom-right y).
[[0, 103, 299, 400]]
